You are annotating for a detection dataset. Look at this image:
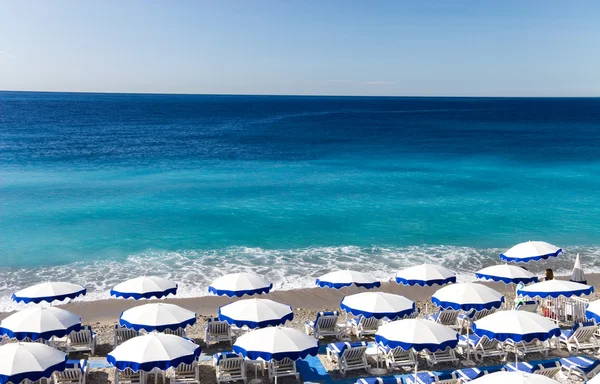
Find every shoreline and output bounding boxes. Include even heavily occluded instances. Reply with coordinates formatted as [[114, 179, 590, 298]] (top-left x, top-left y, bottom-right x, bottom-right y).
[[3, 273, 597, 324]]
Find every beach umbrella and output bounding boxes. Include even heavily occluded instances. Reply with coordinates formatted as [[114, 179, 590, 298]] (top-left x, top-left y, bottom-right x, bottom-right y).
[[500, 241, 562, 263], [208, 273, 272, 297], [340, 292, 415, 320], [119, 303, 196, 333], [432, 283, 504, 312], [395, 264, 456, 287], [469, 371, 559, 384], [516, 280, 593, 299], [473, 311, 560, 346], [12, 282, 86, 304], [107, 333, 201, 372], [233, 327, 318, 361], [375, 318, 458, 352], [0, 307, 81, 341], [315, 270, 380, 289], [570, 254, 587, 284], [218, 298, 293, 329], [585, 300, 600, 323], [110, 276, 177, 300], [475, 265, 538, 285], [0, 342, 67, 384]]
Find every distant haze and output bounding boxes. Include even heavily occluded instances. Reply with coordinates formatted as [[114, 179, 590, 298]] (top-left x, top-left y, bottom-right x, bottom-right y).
[[1, 1, 599, 96]]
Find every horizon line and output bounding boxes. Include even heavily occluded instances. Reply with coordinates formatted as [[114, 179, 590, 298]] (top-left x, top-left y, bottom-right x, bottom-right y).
[[1, 89, 599, 99]]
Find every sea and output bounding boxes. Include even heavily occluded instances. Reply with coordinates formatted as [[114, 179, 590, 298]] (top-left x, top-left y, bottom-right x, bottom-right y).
[[1, 92, 600, 311]]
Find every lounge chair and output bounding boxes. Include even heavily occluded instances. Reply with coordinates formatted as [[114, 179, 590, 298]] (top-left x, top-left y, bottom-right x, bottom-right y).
[[405, 372, 459, 384], [213, 352, 247, 384], [326, 342, 370, 376], [113, 325, 139, 348], [357, 377, 402, 384], [503, 338, 549, 358], [168, 362, 200, 384], [458, 308, 496, 332], [348, 315, 379, 339], [560, 356, 600, 381], [422, 347, 459, 367], [376, 345, 416, 369], [452, 367, 502, 382], [53, 360, 88, 384], [304, 311, 342, 339], [114, 368, 145, 384], [268, 358, 298, 384], [164, 328, 187, 338], [425, 309, 460, 330], [404, 309, 420, 319], [458, 334, 506, 362], [504, 361, 560, 378], [66, 326, 96, 355], [205, 317, 233, 346], [516, 300, 539, 313], [559, 321, 600, 353]]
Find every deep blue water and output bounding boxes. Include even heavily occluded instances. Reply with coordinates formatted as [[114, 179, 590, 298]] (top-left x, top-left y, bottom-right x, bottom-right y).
[[1, 92, 600, 307]]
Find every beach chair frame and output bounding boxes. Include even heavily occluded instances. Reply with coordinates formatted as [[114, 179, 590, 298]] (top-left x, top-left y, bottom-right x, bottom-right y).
[[168, 361, 200, 384], [350, 316, 380, 339], [377, 345, 416, 369], [560, 356, 600, 381], [205, 318, 233, 346], [215, 354, 247, 384], [423, 347, 459, 367], [268, 358, 299, 384], [426, 309, 461, 330], [503, 339, 549, 358], [53, 362, 88, 384], [114, 368, 145, 384], [327, 344, 370, 376], [305, 312, 342, 339], [66, 325, 96, 355], [465, 335, 507, 362], [164, 328, 187, 338], [113, 325, 139, 348], [559, 321, 600, 354]]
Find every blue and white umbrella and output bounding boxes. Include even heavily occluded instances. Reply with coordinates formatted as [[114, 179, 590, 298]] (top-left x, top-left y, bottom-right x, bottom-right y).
[[432, 283, 504, 312], [375, 319, 458, 352], [12, 282, 86, 304], [107, 333, 201, 372], [395, 264, 456, 287], [316, 270, 380, 289], [476, 265, 538, 285], [110, 276, 178, 300], [233, 327, 318, 361], [0, 307, 81, 341], [473, 311, 560, 344], [517, 280, 594, 299], [0, 342, 67, 384], [218, 298, 293, 329], [340, 292, 415, 320], [119, 303, 196, 333], [208, 273, 272, 297], [500, 241, 562, 263], [585, 300, 600, 323], [470, 372, 560, 384]]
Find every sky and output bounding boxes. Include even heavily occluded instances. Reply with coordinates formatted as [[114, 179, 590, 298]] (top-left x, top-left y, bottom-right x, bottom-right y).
[[1, 1, 599, 96]]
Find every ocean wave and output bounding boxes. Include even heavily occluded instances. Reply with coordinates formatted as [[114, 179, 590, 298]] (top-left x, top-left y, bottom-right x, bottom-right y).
[[1, 245, 598, 312]]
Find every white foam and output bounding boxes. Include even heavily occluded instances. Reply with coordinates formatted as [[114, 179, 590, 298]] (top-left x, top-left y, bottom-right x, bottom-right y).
[[1, 245, 598, 312]]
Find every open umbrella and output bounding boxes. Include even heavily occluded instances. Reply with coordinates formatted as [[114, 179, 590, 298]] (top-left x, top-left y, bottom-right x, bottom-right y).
[[316, 270, 380, 289], [12, 282, 86, 304], [476, 265, 538, 285], [500, 241, 562, 263], [218, 299, 293, 329], [233, 327, 318, 361], [570, 254, 587, 284], [432, 283, 504, 312], [209, 273, 272, 297], [119, 303, 196, 332], [395, 264, 456, 287], [110, 276, 178, 300], [0, 343, 67, 384], [340, 292, 415, 320], [517, 280, 593, 299], [0, 307, 81, 341]]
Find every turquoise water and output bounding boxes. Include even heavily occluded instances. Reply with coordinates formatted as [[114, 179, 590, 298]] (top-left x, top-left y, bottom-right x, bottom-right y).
[[1, 92, 599, 308]]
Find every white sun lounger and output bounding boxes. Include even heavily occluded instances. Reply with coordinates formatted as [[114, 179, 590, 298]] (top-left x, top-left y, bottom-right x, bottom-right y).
[[205, 317, 233, 346], [66, 326, 97, 355], [164, 328, 187, 338], [560, 356, 600, 381], [304, 311, 342, 339], [504, 361, 561, 378], [114, 368, 146, 384], [348, 316, 380, 339], [214, 352, 247, 384], [377, 345, 416, 369], [503, 338, 549, 358], [113, 325, 139, 348], [458, 308, 496, 332], [423, 347, 459, 367], [268, 358, 299, 384], [558, 320, 600, 354], [426, 309, 460, 330], [458, 334, 506, 362], [53, 360, 88, 384], [168, 362, 200, 384], [326, 342, 370, 376]]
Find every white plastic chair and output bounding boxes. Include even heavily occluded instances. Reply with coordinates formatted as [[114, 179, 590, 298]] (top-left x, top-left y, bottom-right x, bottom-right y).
[[268, 358, 299, 384], [53, 360, 88, 384], [205, 318, 233, 346], [66, 326, 97, 355], [169, 361, 200, 384], [164, 328, 187, 338], [426, 309, 460, 330], [304, 311, 342, 339], [214, 352, 247, 384], [348, 316, 379, 339], [114, 368, 145, 384], [113, 325, 139, 348]]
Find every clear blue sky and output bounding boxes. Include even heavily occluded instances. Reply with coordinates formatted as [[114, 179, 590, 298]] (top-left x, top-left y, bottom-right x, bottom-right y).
[[1, 0, 599, 96]]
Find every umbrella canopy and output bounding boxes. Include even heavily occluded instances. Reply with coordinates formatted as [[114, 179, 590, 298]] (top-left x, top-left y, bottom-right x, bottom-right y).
[[0, 307, 81, 341], [12, 282, 86, 304], [375, 319, 458, 352], [219, 298, 293, 329], [208, 273, 272, 297], [233, 327, 318, 361], [119, 303, 196, 332], [470, 371, 559, 384], [500, 241, 562, 263], [570, 254, 587, 284], [395, 264, 456, 287], [432, 283, 504, 312], [107, 333, 201, 372], [340, 292, 415, 320], [472, 311, 560, 343], [586, 300, 600, 323], [110, 276, 178, 300], [0, 342, 67, 384], [316, 270, 380, 289], [476, 265, 538, 285], [517, 280, 594, 299]]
